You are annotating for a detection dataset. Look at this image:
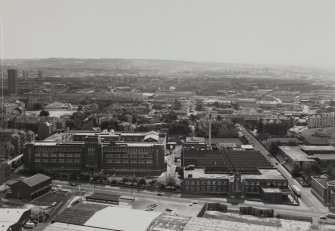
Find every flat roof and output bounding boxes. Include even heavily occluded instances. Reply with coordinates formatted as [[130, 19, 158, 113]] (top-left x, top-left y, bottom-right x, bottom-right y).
[[300, 145, 335, 152], [261, 187, 282, 193], [185, 137, 206, 143], [241, 145, 254, 149], [44, 222, 107, 231], [310, 154, 335, 160], [84, 207, 161, 231], [243, 169, 286, 180], [86, 193, 120, 202], [279, 146, 315, 162], [205, 138, 242, 145], [0, 208, 30, 222], [184, 168, 229, 179]]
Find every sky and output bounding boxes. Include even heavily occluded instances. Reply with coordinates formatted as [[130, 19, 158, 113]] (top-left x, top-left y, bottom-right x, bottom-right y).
[[0, 0, 335, 68]]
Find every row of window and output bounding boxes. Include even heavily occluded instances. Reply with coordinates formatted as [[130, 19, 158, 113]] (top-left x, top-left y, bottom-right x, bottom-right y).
[[35, 164, 82, 170], [105, 154, 151, 158], [185, 179, 287, 187], [34, 158, 81, 163], [35, 147, 81, 152], [105, 159, 153, 164], [185, 180, 228, 186], [104, 147, 152, 153], [103, 164, 157, 169], [245, 180, 287, 187], [185, 186, 227, 193], [35, 153, 81, 158]]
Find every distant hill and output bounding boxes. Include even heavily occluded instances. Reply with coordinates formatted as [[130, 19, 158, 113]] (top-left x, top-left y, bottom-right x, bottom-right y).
[[0, 58, 333, 77]]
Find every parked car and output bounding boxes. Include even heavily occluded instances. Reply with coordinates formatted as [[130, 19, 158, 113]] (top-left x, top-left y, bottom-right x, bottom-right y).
[[50, 202, 57, 207]]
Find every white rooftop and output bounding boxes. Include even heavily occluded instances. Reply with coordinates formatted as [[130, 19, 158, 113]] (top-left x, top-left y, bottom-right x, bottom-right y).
[[84, 207, 161, 231], [0, 209, 30, 231]]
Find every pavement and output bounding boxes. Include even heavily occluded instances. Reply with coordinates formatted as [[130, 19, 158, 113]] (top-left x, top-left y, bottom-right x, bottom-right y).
[[240, 126, 329, 215], [52, 180, 328, 219]]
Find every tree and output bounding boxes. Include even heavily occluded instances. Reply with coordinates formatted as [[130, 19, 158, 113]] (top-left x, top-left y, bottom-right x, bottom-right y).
[[101, 120, 118, 131], [287, 140, 297, 146], [149, 180, 157, 188], [292, 164, 301, 177], [310, 162, 321, 175], [166, 176, 177, 187], [302, 162, 312, 177], [190, 114, 197, 122], [137, 178, 147, 187], [269, 141, 280, 156], [65, 120, 76, 130], [39, 110, 50, 117], [216, 115, 222, 121], [327, 166, 335, 180]]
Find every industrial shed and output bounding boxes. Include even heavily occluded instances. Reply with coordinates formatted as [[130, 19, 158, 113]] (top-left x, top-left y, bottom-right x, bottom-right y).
[[7, 174, 51, 199]]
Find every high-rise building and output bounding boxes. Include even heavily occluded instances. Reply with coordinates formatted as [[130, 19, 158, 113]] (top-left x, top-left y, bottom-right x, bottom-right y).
[[7, 69, 18, 95], [38, 70, 43, 79], [22, 70, 29, 79]]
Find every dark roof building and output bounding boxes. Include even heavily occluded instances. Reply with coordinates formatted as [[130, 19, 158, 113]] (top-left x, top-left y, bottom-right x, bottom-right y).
[[7, 174, 51, 200]]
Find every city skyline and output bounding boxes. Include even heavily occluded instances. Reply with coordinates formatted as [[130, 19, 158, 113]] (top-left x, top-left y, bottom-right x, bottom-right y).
[[0, 0, 334, 69]]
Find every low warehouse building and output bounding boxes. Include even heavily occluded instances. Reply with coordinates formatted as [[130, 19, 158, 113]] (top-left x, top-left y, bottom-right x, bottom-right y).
[[7, 174, 51, 199]]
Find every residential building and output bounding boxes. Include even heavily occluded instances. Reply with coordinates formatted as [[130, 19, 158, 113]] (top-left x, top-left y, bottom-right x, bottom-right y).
[[308, 113, 335, 128]]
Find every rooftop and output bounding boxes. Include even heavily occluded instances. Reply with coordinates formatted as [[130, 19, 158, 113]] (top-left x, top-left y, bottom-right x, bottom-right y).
[[184, 168, 229, 179], [310, 154, 335, 160], [22, 174, 50, 187], [300, 145, 335, 152], [243, 169, 286, 180], [278, 146, 315, 162], [84, 207, 161, 231], [184, 168, 285, 181], [261, 187, 282, 193], [0, 208, 30, 231], [185, 137, 206, 144]]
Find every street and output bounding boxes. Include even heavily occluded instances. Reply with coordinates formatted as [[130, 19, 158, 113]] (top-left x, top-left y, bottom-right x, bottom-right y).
[[53, 180, 327, 219], [240, 127, 328, 214]]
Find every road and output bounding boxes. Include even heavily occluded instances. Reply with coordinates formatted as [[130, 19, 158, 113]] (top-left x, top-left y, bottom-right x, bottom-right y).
[[240, 127, 328, 214], [53, 180, 327, 219]]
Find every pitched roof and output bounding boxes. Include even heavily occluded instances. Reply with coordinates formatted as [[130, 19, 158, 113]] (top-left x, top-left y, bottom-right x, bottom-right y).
[[22, 174, 50, 187]]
